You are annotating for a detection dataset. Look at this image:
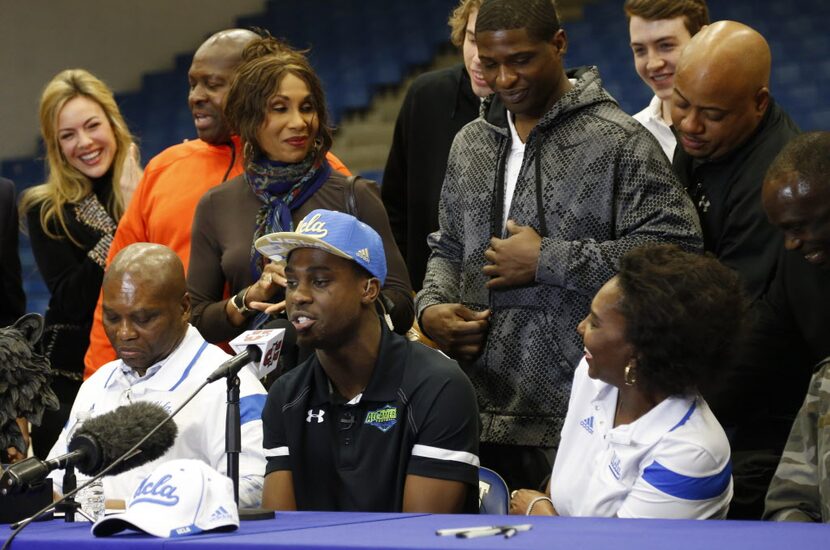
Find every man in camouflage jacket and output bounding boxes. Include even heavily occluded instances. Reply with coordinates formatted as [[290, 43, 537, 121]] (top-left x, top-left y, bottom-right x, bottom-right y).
[[765, 358, 830, 522]]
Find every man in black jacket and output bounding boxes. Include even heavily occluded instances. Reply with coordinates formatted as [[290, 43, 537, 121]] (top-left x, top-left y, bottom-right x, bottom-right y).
[[671, 21, 802, 519], [381, 0, 491, 290], [671, 20, 800, 300]]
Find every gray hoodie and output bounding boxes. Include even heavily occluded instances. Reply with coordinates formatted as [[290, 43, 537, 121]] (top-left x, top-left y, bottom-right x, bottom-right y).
[[416, 66, 703, 447]]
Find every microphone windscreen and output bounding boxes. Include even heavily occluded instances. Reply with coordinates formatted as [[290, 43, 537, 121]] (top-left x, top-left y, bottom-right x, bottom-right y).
[[262, 318, 298, 378], [263, 317, 296, 350], [70, 402, 177, 476]]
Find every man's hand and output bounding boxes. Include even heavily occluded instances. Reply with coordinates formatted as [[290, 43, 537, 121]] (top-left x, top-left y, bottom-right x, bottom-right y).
[[6, 418, 30, 463], [105, 499, 126, 510], [483, 220, 541, 289], [420, 304, 490, 363], [5, 446, 26, 463]]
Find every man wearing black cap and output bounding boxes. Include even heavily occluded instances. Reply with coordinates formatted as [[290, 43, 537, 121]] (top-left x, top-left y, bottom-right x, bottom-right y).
[[258, 209, 480, 513]]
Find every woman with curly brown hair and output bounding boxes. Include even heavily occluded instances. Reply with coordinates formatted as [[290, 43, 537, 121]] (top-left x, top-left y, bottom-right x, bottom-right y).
[[511, 244, 745, 519]]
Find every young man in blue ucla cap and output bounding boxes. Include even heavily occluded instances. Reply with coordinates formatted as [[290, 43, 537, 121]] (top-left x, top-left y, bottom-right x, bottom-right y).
[[256, 209, 480, 513]]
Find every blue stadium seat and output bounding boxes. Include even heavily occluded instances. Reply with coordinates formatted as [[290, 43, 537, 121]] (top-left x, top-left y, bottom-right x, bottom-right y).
[[806, 109, 830, 130], [0, 158, 44, 189], [18, 234, 49, 316], [359, 169, 384, 187], [773, 63, 801, 89], [115, 92, 147, 144], [478, 466, 510, 515]]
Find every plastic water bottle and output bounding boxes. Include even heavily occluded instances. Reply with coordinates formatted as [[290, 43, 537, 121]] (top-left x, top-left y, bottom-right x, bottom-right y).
[[70, 411, 106, 522], [76, 478, 105, 522]]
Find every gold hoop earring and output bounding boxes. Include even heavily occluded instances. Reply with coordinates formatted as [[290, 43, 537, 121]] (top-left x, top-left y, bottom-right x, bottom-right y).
[[624, 361, 637, 386]]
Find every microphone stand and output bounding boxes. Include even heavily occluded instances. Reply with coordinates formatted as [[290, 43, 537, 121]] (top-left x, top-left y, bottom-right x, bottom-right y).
[[227, 373, 241, 505], [54, 463, 94, 523], [218, 346, 273, 521]]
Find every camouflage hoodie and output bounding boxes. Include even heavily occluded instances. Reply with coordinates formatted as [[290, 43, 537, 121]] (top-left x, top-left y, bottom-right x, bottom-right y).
[[416, 66, 702, 447], [764, 358, 830, 522]]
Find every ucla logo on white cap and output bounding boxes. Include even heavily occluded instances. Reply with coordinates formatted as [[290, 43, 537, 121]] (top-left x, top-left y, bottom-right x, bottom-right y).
[[132, 474, 181, 507]]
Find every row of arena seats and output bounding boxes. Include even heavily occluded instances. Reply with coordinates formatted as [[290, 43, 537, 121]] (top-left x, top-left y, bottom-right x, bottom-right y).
[[3, 0, 830, 317], [125, 0, 459, 163]]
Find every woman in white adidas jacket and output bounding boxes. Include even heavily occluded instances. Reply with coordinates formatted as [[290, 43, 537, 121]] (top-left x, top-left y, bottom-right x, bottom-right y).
[[511, 244, 743, 519]]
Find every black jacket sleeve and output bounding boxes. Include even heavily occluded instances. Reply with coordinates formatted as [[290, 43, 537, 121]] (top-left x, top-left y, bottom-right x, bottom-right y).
[[0, 179, 25, 324], [380, 87, 414, 260], [26, 205, 108, 323]]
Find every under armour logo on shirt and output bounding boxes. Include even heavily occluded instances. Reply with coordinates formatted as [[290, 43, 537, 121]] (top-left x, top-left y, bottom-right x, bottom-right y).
[[692, 181, 710, 213], [306, 409, 326, 423]]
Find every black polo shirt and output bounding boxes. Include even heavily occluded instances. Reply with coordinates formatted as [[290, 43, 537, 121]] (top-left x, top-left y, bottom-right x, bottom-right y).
[[262, 322, 480, 512]]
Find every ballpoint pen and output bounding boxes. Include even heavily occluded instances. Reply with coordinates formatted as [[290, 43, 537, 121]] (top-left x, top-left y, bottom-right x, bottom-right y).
[[457, 527, 504, 539], [435, 524, 533, 538]]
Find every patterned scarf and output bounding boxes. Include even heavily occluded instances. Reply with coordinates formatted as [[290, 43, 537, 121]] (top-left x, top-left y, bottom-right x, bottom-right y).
[[245, 151, 331, 277]]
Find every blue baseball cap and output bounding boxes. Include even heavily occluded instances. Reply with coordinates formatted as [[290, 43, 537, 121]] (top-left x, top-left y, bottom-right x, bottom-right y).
[[255, 209, 387, 284]]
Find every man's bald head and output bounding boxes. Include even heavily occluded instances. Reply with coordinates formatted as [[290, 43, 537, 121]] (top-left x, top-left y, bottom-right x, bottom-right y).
[[196, 29, 260, 58], [679, 21, 770, 93], [102, 244, 191, 373], [672, 21, 772, 160], [105, 243, 187, 300], [188, 29, 259, 144]]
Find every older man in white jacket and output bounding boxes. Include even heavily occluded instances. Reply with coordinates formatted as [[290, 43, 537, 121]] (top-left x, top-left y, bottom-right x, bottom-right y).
[[47, 243, 266, 508]]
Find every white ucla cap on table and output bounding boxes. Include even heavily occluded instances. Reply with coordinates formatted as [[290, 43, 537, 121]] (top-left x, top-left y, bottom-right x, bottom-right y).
[[91, 459, 239, 538]]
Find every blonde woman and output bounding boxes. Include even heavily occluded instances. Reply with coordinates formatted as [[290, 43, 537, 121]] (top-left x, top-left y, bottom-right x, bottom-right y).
[[20, 68, 141, 458]]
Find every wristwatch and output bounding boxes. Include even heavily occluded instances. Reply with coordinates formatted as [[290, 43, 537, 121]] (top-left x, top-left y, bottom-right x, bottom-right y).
[[231, 287, 254, 316]]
